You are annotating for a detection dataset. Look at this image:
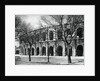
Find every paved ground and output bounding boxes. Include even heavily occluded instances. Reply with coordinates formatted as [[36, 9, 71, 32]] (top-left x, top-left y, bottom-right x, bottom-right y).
[[15, 55, 84, 65]]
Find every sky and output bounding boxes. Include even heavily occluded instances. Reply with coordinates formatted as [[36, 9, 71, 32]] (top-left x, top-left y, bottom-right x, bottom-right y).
[[18, 15, 42, 29], [17, 15, 60, 30]]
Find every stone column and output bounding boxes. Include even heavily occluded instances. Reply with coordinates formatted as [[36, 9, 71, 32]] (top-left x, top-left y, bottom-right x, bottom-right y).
[[54, 45, 56, 56], [46, 43, 48, 56], [72, 47, 76, 56], [26, 47, 28, 55], [63, 44, 65, 56], [39, 45, 42, 56], [34, 47, 37, 56], [53, 31, 55, 40], [31, 47, 32, 55]]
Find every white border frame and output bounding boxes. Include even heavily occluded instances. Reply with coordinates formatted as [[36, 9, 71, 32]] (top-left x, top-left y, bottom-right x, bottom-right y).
[[5, 5, 95, 76]]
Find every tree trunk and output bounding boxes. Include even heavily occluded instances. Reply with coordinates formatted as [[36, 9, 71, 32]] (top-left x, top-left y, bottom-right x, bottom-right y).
[[29, 45, 32, 61], [67, 45, 71, 63]]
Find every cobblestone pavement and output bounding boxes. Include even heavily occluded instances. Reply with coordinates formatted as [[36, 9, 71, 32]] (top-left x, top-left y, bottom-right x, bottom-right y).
[[15, 55, 84, 65]]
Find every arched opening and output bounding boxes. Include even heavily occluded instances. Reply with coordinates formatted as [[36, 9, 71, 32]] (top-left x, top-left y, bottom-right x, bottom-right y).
[[57, 46, 63, 56], [25, 48, 26, 55], [49, 46, 53, 56], [36, 47, 39, 55], [57, 30, 62, 40], [42, 47, 46, 56], [76, 45, 83, 56], [15, 50, 19, 54], [42, 32, 46, 41], [77, 28, 83, 38], [49, 31, 53, 40], [32, 48, 34, 55]]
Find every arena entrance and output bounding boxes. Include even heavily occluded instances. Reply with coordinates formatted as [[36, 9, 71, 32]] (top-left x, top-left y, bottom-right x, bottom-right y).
[[42, 47, 46, 56], [57, 46, 63, 56], [36, 47, 39, 55], [49, 46, 53, 56], [32, 48, 34, 55], [76, 45, 83, 56]]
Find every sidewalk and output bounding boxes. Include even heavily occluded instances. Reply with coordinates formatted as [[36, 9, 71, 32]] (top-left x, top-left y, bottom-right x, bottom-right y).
[[15, 55, 84, 65]]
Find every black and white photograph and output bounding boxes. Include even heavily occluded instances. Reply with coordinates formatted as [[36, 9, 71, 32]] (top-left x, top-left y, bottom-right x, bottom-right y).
[[5, 5, 95, 76], [15, 15, 84, 65]]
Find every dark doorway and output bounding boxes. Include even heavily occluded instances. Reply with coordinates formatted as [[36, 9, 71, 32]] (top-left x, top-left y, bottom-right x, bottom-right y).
[[32, 48, 34, 55], [25, 48, 26, 55], [76, 45, 83, 56], [36, 47, 39, 55], [49, 46, 53, 56], [16, 50, 19, 54], [77, 28, 83, 38], [42, 47, 46, 56], [57, 46, 63, 56]]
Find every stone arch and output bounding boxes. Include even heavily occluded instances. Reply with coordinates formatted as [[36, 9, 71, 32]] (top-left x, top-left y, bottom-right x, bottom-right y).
[[36, 47, 39, 55], [76, 45, 83, 56], [56, 46, 63, 56], [77, 28, 83, 38], [48, 46, 53, 56], [42, 47, 46, 56], [49, 31, 53, 40]]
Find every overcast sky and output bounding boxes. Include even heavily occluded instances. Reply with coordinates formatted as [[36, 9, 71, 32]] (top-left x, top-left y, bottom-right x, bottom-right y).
[[18, 15, 42, 29], [17, 15, 61, 30]]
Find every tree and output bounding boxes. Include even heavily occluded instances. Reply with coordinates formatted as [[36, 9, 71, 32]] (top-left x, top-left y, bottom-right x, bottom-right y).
[[15, 16, 37, 61], [39, 15, 84, 63], [15, 16, 22, 39]]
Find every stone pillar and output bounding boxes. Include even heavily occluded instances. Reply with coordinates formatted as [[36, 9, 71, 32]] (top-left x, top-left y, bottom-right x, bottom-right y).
[[39, 45, 42, 56], [54, 45, 56, 56], [31, 47, 32, 55], [63, 44, 65, 56], [34, 47, 37, 56], [72, 47, 76, 56], [55, 30, 57, 40], [53, 31, 55, 40], [46, 43, 48, 56]]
